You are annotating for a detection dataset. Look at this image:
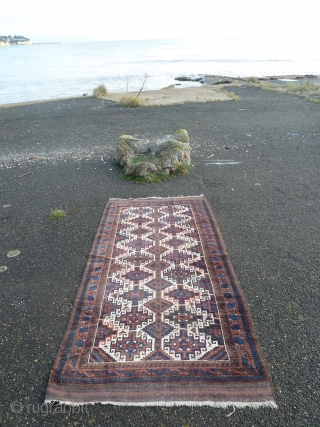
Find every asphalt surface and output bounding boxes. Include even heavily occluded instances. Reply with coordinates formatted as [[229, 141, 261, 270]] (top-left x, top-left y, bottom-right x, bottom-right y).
[[0, 87, 319, 426]]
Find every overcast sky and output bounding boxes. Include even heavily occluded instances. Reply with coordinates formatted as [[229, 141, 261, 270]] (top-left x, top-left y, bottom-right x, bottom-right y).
[[0, 0, 319, 44]]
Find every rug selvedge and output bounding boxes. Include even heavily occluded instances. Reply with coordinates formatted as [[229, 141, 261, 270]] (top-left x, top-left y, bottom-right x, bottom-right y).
[[46, 196, 276, 406]]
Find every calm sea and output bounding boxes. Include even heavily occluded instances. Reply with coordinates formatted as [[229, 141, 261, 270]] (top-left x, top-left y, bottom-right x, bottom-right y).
[[1, 37, 319, 105]]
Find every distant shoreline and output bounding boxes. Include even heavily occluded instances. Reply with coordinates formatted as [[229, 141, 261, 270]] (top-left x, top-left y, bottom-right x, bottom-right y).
[[1, 73, 319, 109], [176, 73, 320, 84]]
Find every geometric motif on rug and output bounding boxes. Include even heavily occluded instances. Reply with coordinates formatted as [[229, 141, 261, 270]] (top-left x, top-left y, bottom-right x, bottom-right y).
[[89, 204, 228, 363]]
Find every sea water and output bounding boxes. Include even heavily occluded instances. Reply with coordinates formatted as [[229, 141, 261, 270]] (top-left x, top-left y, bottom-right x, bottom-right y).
[[0, 37, 319, 105]]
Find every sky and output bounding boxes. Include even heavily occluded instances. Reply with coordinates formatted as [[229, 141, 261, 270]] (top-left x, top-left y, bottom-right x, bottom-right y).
[[0, 0, 319, 45]]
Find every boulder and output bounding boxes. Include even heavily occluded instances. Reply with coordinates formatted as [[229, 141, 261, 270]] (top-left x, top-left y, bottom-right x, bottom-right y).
[[115, 130, 191, 177], [202, 76, 234, 85], [175, 76, 203, 82], [173, 128, 189, 143], [201, 75, 240, 85]]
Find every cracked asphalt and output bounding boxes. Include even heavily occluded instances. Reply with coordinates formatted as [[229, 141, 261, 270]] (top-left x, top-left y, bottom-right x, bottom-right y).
[[0, 87, 319, 426]]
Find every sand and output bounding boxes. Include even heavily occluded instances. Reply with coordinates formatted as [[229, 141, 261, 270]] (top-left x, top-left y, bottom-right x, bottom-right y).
[[103, 85, 230, 106]]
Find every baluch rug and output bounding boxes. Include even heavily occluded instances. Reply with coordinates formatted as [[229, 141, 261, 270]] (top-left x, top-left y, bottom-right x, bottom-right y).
[[45, 196, 276, 407]]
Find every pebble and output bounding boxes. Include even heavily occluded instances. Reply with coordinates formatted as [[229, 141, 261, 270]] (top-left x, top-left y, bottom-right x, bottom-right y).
[[7, 250, 20, 257]]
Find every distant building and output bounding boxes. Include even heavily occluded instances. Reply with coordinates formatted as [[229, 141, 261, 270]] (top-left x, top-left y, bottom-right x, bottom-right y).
[[0, 35, 32, 46]]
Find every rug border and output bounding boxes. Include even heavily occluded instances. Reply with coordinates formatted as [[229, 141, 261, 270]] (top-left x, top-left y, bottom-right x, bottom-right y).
[[199, 196, 274, 381], [45, 195, 277, 408]]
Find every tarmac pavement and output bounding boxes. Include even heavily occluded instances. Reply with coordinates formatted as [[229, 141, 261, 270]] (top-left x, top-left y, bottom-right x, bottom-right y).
[[0, 87, 319, 426]]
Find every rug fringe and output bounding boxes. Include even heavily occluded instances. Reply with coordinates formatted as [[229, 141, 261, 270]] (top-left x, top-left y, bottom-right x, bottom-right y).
[[44, 399, 278, 409], [109, 195, 204, 200]]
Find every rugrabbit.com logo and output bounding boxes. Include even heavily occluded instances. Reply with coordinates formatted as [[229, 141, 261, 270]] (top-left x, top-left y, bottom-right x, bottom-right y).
[[10, 401, 89, 416]]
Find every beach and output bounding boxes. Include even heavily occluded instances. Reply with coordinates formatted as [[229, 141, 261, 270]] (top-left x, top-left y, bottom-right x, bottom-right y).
[[1, 73, 319, 110], [1, 37, 320, 105], [1, 86, 319, 426]]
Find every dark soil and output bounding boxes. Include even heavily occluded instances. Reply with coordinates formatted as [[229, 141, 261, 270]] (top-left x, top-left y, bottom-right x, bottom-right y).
[[1, 87, 319, 426]]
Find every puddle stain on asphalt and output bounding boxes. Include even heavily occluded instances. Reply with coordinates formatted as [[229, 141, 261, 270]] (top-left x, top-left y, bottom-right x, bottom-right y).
[[205, 160, 241, 165]]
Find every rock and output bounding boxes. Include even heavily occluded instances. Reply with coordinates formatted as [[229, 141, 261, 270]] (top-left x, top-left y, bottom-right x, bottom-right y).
[[214, 79, 233, 85], [173, 129, 189, 144], [175, 76, 202, 82], [175, 76, 189, 82], [115, 130, 191, 177], [201, 76, 234, 85], [125, 161, 158, 177]]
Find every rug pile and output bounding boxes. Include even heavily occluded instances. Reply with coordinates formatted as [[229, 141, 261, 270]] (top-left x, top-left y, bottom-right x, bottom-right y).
[[45, 196, 276, 407]]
